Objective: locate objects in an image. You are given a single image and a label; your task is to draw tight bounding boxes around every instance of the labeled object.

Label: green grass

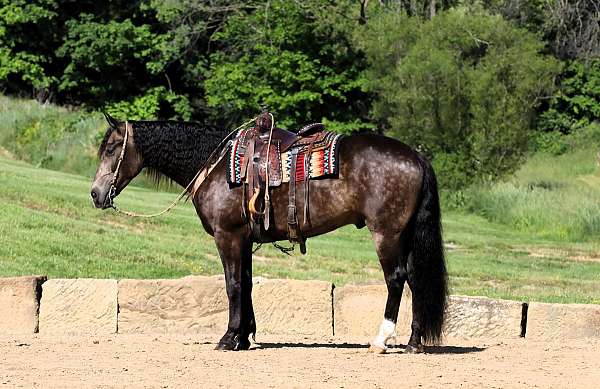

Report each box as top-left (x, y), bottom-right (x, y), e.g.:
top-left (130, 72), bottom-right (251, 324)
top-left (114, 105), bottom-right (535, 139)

top-left (465, 125), bottom-right (600, 241)
top-left (0, 95), bottom-right (180, 192)
top-left (1, 155), bottom-right (599, 304)
top-left (0, 95), bottom-right (103, 178)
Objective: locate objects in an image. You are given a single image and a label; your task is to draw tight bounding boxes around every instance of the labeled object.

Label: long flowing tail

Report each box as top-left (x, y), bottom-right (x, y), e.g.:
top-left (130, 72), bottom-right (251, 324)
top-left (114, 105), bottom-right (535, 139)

top-left (410, 154), bottom-right (448, 344)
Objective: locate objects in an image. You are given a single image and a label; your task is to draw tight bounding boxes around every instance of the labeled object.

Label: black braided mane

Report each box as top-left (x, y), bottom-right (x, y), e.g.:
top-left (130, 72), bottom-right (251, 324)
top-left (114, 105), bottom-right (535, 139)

top-left (99, 121), bottom-right (230, 186)
top-left (136, 121), bottom-right (230, 185)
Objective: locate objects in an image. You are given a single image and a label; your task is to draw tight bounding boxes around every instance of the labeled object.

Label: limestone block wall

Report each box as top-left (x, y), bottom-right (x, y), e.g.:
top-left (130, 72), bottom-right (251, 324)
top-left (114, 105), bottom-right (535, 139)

top-left (1, 275), bottom-right (599, 341)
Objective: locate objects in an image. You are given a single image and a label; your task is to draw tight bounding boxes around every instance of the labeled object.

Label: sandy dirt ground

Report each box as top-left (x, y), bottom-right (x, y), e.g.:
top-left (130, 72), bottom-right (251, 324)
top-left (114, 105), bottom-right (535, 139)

top-left (1, 334), bottom-right (599, 388)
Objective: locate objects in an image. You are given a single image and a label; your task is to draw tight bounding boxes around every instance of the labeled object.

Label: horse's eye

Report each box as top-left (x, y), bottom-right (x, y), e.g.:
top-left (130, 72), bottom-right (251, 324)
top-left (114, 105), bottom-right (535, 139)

top-left (106, 146), bottom-right (116, 156)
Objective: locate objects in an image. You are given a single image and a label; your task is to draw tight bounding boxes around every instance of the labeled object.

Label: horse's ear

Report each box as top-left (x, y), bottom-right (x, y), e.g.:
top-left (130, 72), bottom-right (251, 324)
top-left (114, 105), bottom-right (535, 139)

top-left (103, 112), bottom-right (121, 130)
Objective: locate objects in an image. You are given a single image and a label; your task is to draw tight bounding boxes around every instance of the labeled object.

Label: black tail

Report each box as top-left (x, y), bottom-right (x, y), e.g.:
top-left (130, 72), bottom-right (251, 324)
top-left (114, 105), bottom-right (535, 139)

top-left (409, 154), bottom-right (448, 344)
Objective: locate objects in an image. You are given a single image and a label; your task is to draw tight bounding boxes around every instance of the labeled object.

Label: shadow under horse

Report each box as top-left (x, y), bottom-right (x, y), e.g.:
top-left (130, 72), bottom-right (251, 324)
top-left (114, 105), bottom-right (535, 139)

top-left (90, 114), bottom-right (448, 354)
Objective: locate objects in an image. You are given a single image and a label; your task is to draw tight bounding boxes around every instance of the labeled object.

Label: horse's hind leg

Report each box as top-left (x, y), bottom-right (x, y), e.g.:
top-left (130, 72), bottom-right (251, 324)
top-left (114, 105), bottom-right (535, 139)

top-left (368, 230), bottom-right (409, 354)
top-left (405, 266), bottom-right (424, 354)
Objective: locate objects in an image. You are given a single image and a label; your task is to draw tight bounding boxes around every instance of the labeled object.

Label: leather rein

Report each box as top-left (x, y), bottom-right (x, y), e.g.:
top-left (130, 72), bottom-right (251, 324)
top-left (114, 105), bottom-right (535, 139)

top-left (106, 118), bottom-right (256, 218)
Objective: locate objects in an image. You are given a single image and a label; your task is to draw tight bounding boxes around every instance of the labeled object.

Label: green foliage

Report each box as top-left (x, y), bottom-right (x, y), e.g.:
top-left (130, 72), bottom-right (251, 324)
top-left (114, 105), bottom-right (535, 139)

top-left (0, 95), bottom-right (187, 192)
top-left (533, 131), bottom-right (568, 155)
top-left (204, 0), bottom-right (370, 132)
top-left (0, 1), bottom-right (207, 119)
top-left (538, 59), bottom-right (600, 134)
top-left (0, 0), bottom-right (371, 126)
top-left (0, 95), bottom-right (103, 175)
top-left (106, 87), bottom-right (192, 121)
top-left (0, 0), bottom-right (58, 92)
top-left (56, 15), bottom-right (181, 115)
top-left (357, 8), bottom-right (561, 189)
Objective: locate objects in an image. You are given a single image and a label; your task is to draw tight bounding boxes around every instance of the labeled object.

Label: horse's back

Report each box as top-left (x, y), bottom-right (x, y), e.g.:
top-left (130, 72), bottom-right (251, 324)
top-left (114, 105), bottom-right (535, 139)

top-left (195, 132), bottom-right (426, 239)
top-left (339, 133), bottom-right (424, 199)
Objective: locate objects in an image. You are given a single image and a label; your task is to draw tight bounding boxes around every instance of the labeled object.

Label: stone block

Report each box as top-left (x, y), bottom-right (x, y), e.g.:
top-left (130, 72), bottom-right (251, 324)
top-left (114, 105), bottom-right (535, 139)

top-left (444, 296), bottom-right (524, 339)
top-left (334, 286), bottom-right (524, 340)
top-left (252, 277), bottom-right (333, 336)
top-left (0, 276), bottom-right (46, 334)
top-left (39, 279), bottom-right (117, 334)
top-left (333, 284), bottom-right (412, 337)
top-left (117, 276), bottom-right (228, 334)
top-left (118, 276), bottom-right (334, 336)
top-left (526, 302), bottom-right (600, 340)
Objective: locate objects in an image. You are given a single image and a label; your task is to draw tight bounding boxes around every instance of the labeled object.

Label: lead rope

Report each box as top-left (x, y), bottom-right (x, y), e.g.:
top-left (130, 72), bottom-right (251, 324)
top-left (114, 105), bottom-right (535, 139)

top-left (109, 117), bottom-right (258, 218)
top-left (109, 115), bottom-right (297, 256)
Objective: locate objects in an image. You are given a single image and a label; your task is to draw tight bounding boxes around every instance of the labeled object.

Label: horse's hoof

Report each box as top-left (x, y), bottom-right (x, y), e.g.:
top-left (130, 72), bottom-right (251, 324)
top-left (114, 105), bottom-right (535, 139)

top-left (215, 335), bottom-right (251, 351)
top-left (237, 338), bottom-right (251, 350)
top-left (215, 342), bottom-right (233, 351)
top-left (367, 345), bottom-right (387, 354)
top-left (404, 344), bottom-right (424, 354)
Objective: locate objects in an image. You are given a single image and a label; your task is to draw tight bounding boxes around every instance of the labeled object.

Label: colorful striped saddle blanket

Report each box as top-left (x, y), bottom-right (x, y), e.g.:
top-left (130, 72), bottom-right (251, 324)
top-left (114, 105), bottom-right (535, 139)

top-left (226, 128), bottom-right (343, 186)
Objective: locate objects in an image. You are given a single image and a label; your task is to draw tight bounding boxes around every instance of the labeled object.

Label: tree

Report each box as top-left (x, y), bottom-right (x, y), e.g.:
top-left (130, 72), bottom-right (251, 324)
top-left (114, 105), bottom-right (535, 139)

top-left (0, 0), bottom-right (59, 102)
top-left (356, 8), bottom-right (561, 189)
top-left (203, 0), bottom-right (371, 132)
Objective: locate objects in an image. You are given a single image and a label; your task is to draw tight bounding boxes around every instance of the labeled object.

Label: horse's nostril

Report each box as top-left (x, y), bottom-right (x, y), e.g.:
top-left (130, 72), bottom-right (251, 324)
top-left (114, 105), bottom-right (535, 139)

top-left (91, 190), bottom-right (98, 199)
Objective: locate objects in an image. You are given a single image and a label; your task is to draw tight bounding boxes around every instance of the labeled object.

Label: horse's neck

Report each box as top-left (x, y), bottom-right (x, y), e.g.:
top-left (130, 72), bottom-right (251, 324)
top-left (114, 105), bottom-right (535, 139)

top-left (135, 122), bottom-right (221, 188)
top-left (152, 163), bottom-right (195, 188)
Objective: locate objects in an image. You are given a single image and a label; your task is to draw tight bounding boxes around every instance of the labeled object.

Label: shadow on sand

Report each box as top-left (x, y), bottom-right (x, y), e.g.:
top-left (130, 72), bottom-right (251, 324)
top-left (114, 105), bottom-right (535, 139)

top-left (255, 342), bottom-right (486, 354)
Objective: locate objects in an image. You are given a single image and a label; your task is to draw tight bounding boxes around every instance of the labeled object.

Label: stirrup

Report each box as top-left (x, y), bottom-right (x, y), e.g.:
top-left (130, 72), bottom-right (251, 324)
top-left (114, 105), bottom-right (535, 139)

top-left (248, 188), bottom-right (263, 215)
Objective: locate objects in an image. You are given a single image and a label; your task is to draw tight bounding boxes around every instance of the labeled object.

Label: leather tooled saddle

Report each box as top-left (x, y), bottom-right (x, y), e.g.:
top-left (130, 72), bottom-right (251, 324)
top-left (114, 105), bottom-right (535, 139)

top-left (227, 110), bottom-right (343, 254)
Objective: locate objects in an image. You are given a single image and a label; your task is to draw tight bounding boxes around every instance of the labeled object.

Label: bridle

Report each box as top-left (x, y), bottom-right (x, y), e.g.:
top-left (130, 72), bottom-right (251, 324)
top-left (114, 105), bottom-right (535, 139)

top-left (106, 121), bottom-right (130, 209)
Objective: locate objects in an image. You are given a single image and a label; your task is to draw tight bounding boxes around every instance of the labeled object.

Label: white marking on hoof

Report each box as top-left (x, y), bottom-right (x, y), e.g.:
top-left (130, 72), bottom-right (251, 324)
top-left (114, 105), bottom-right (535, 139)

top-left (369, 319), bottom-right (396, 353)
top-left (367, 344), bottom-right (387, 354)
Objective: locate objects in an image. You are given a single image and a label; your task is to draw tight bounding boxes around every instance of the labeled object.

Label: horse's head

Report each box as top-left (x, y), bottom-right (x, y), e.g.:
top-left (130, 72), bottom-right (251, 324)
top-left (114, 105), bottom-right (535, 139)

top-left (91, 113), bottom-right (143, 209)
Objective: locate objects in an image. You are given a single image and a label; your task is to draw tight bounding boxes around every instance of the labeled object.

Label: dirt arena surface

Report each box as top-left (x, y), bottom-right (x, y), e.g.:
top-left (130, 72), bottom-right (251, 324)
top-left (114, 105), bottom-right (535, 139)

top-left (1, 334), bottom-right (598, 388)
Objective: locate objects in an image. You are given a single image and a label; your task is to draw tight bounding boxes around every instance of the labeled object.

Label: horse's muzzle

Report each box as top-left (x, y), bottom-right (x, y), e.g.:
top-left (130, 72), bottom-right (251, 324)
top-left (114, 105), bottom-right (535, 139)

top-left (90, 187), bottom-right (111, 209)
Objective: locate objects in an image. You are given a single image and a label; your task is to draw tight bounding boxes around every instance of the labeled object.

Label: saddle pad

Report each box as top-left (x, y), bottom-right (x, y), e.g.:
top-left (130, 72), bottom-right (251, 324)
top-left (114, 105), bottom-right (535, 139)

top-left (281, 133), bottom-right (343, 183)
top-left (227, 130), bottom-right (343, 185)
top-left (227, 129), bottom-right (248, 185)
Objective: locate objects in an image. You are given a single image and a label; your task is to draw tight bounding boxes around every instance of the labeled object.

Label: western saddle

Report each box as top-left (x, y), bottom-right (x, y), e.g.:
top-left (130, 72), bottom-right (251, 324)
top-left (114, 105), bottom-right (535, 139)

top-left (236, 110), bottom-right (333, 254)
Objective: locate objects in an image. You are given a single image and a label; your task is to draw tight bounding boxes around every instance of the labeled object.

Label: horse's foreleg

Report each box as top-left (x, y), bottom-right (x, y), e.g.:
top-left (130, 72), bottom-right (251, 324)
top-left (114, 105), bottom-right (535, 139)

top-left (242, 244), bottom-right (256, 340)
top-left (368, 231), bottom-right (408, 354)
top-left (214, 230), bottom-right (252, 351)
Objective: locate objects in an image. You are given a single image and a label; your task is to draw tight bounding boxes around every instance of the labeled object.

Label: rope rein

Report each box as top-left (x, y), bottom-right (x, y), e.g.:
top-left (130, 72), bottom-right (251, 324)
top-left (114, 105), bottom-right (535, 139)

top-left (108, 117), bottom-right (257, 218)
top-left (261, 113), bottom-right (276, 229)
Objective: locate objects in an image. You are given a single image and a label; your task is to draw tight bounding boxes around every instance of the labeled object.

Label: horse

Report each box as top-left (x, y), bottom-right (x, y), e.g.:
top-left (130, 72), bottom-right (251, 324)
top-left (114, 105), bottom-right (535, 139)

top-left (91, 113), bottom-right (448, 353)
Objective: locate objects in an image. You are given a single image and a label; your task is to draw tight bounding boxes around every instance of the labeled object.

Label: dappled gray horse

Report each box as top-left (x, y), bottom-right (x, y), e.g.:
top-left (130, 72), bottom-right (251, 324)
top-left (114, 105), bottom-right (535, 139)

top-left (91, 114), bottom-right (447, 353)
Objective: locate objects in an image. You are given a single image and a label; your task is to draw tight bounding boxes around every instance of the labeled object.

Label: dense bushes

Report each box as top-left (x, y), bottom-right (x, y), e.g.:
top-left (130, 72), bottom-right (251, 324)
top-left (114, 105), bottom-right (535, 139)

top-left (356, 8), bottom-right (561, 189)
top-left (538, 60), bottom-right (600, 134)
top-left (203, 1), bottom-right (370, 132)
top-left (0, 0), bottom-right (370, 130)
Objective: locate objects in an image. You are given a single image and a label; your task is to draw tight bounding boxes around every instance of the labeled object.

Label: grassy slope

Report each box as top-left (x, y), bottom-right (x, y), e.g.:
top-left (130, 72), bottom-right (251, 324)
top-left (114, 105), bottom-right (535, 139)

top-left (1, 156), bottom-right (599, 303)
top-left (468, 146), bottom-right (600, 241)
